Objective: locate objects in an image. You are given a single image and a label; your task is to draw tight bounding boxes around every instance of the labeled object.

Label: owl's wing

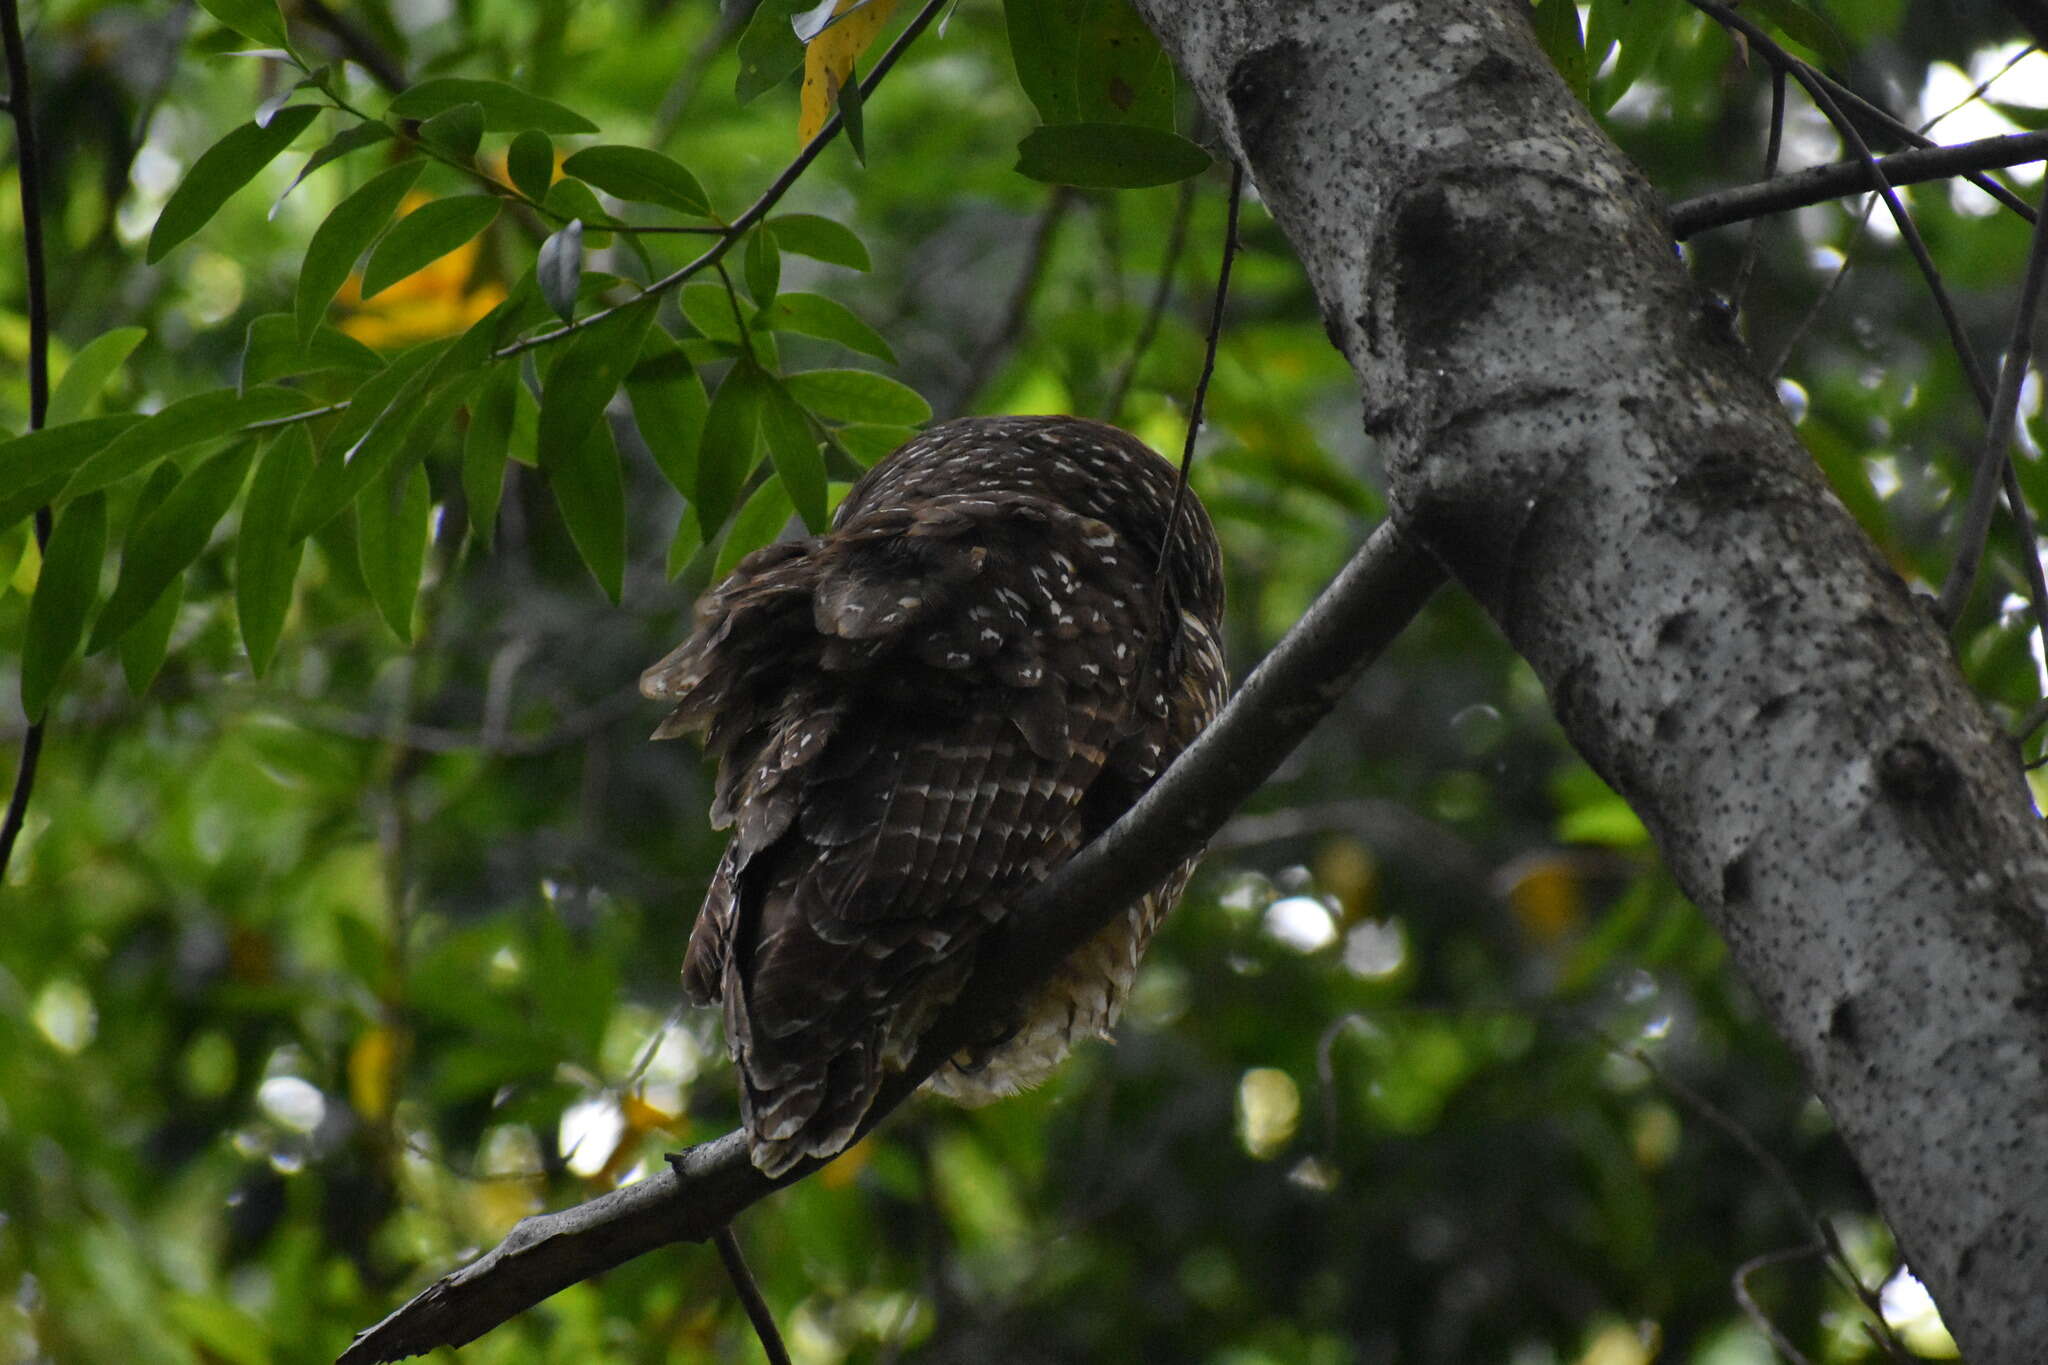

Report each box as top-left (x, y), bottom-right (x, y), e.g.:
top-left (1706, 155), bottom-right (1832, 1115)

top-left (641, 492), bottom-right (1149, 1174)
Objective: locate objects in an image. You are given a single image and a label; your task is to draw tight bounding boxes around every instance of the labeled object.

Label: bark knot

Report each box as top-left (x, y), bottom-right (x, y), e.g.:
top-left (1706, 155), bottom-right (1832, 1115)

top-left (1226, 38), bottom-right (1309, 164)
top-left (1877, 737), bottom-right (1959, 806)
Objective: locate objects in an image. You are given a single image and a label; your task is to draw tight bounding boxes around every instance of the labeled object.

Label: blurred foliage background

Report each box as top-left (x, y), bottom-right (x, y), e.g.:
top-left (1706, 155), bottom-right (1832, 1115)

top-left (2, 0), bottom-right (2045, 1361)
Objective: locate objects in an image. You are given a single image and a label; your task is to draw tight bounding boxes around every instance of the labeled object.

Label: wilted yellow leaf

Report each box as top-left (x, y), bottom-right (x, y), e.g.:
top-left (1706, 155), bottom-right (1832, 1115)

top-left (799, 0), bottom-right (900, 145)
top-left (1505, 853), bottom-right (1584, 943)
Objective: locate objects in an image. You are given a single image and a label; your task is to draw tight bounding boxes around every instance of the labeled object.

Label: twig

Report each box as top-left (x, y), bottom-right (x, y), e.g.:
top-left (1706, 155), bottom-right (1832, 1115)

top-left (1730, 66), bottom-right (1785, 314)
top-left (1732, 1244), bottom-right (1825, 1365)
top-left (712, 1226), bottom-right (792, 1365)
top-left (0, 0), bottom-right (52, 885)
top-left (249, 0), bottom-right (951, 446)
top-left (1149, 160), bottom-right (1244, 639)
top-left (1937, 172), bottom-right (2048, 624)
top-left (1668, 128), bottom-right (2048, 240)
top-left (337, 521), bottom-right (1446, 1363)
top-left (938, 184), bottom-right (1075, 418)
top-left (1616, 1041), bottom-right (1913, 1364)
top-left (1101, 176), bottom-right (1198, 424)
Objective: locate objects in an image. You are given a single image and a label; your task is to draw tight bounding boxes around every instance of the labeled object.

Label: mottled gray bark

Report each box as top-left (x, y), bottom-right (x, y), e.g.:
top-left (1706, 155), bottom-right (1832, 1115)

top-left (1128, 0), bottom-right (2048, 1357)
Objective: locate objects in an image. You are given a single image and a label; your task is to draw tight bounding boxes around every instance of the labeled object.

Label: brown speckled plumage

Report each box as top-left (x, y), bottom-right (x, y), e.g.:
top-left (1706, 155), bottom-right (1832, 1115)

top-left (641, 416), bottom-right (1227, 1176)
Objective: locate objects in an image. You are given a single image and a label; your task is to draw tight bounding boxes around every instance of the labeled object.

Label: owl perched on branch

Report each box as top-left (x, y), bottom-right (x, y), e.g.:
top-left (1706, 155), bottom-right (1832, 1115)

top-left (641, 415), bottom-right (1227, 1176)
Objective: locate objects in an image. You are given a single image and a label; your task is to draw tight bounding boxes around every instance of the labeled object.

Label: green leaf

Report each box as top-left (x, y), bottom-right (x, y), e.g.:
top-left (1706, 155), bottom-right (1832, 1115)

top-left (236, 426), bottom-right (311, 675)
top-left (1004, 0), bottom-right (1085, 124)
top-left (1072, 0), bottom-right (1174, 128)
top-left (697, 364), bottom-right (764, 537)
top-left (834, 422), bottom-right (914, 467)
top-left (48, 328), bottom-right (146, 427)
top-left (508, 129), bottom-right (556, 202)
top-left (241, 313), bottom-right (381, 387)
top-left (539, 301), bottom-right (659, 471)
top-left (559, 145), bottom-right (710, 217)
top-left (681, 283), bottom-right (744, 345)
top-left (356, 459), bottom-right (431, 641)
top-left (148, 104), bottom-right (321, 262)
top-left (0, 416), bottom-right (139, 511)
top-left (196, 0), bottom-right (291, 53)
top-left (546, 419), bottom-right (628, 603)
top-left (63, 386), bottom-right (310, 502)
top-left (760, 379), bottom-right (826, 532)
top-left (539, 303), bottom-right (658, 601)
top-left (1014, 123), bottom-right (1211, 188)
top-left (666, 506), bottom-right (704, 580)
top-left (625, 334), bottom-right (709, 499)
top-left (1531, 0), bottom-right (1590, 106)
top-left (296, 159), bottom-right (425, 340)
top-left (90, 442), bottom-right (256, 654)
top-left (20, 492), bottom-right (106, 722)
top-left (538, 221), bottom-right (585, 322)
top-left (1741, 0), bottom-right (1852, 67)
top-left (119, 569), bottom-right (182, 697)
top-left (273, 120), bottom-right (394, 211)
top-left (292, 341), bottom-right (451, 537)
top-left (783, 369), bottom-right (930, 425)
top-left (387, 77), bottom-right (598, 133)
top-left (753, 292), bottom-right (894, 363)
top-left (359, 196), bottom-right (501, 299)
top-left (1588, 0), bottom-right (1683, 114)
top-left (418, 101), bottom-right (484, 160)
top-left (744, 224), bottom-right (782, 306)
top-left (736, 0), bottom-right (808, 104)
top-left (715, 476), bottom-right (795, 579)
top-left (541, 179), bottom-right (622, 242)
top-left (767, 213), bottom-right (870, 270)
top-left (463, 365), bottom-right (517, 550)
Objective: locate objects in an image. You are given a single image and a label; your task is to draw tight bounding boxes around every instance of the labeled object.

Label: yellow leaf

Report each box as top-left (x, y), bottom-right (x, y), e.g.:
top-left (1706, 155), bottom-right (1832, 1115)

top-left (799, 0), bottom-right (899, 145)
top-left (348, 1025), bottom-right (403, 1122)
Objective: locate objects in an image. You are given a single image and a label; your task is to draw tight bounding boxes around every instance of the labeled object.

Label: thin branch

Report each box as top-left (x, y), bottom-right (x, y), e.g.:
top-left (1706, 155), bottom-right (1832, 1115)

top-left (336, 521), bottom-right (1446, 1363)
top-left (1150, 160), bottom-right (1244, 633)
top-left (0, 0), bottom-right (52, 885)
top-left (937, 184), bottom-right (1075, 419)
top-left (248, 0), bottom-right (951, 446)
top-left (1693, 1), bottom-right (2048, 680)
top-left (1618, 1043), bottom-right (1912, 1364)
top-left (1101, 175), bottom-right (1198, 424)
top-left (1729, 66), bottom-right (1786, 313)
top-left (1732, 1244), bottom-right (1825, 1365)
top-left (712, 1227), bottom-right (792, 1365)
top-left (1938, 173), bottom-right (2048, 623)
top-left (1668, 127), bottom-right (2048, 240)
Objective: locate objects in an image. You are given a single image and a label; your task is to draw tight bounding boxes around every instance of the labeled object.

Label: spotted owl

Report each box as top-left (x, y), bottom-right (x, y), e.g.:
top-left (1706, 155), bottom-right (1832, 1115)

top-left (640, 415), bottom-right (1227, 1177)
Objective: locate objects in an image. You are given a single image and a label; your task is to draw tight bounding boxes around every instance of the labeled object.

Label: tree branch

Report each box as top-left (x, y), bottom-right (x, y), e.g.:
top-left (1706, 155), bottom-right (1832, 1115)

top-left (1667, 128), bottom-right (2048, 240)
top-left (0, 0), bottom-right (53, 884)
top-left (336, 519), bottom-right (1445, 1363)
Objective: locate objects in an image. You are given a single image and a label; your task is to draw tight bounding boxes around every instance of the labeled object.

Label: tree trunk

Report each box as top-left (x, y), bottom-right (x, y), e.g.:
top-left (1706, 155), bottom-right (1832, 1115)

top-left (1130, 1), bottom-right (2048, 1357)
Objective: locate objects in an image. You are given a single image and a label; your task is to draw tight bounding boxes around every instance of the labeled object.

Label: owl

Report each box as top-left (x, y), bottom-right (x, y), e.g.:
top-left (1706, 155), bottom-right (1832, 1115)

top-left (641, 415), bottom-right (1227, 1176)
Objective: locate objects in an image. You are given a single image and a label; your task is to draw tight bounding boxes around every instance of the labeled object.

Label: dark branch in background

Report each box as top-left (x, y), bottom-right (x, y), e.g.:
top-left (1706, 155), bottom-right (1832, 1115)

top-left (1667, 128), bottom-right (2048, 239)
top-left (712, 1228), bottom-right (791, 1365)
top-left (1732, 1245), bottom-right (1825, 1365)
top-left (0, 0), bottom-right (52, 884)
top-left (337, 520), bottom-right (1446, 1364)
top-left (1693, 1), bottom-right (2048, 709)
top-left (1100, 175), bottom-right (1197, 425)
top-left (295, 0), bottom-right (408, 92)
top-left (1729, 66), bottom-right (1785, 313)
top-left (1939, 175), bottom-right (2048, 623)
top-left (936, 184), bottom-right (1075, 419)
top-left (651, 2), bottom-right (752, 147)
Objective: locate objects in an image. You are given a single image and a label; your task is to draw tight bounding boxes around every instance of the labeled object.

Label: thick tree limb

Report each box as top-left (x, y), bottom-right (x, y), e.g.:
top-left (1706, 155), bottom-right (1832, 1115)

top-left (337, 522), bottom-right (1445, 1363)
top-left (1126, 2), bottom-right (2048, 1360)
